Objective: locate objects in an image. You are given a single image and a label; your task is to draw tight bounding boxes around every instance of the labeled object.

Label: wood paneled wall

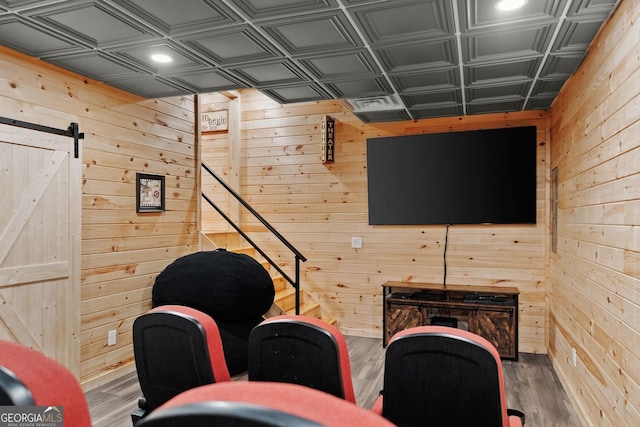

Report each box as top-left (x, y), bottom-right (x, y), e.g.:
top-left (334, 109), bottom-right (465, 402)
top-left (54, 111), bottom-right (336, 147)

top-left (200, 92), bottom-right (235, 231)
top-left (201, 89), bottom-right (550, 355)
top-left (549, 0), bottom-right (640, 425)
top-left (0, 47), bottom-right (198, 387)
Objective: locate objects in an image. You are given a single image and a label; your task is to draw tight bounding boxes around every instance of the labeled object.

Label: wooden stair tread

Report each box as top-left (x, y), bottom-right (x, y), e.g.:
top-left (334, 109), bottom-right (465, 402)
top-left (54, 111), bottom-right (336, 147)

top-left (274, 287), bottom-right (295, 299)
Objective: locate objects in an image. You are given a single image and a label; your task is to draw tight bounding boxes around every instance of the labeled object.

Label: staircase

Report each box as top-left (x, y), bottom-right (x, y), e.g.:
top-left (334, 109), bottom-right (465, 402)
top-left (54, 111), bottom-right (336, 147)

top-left (201, 231), bottom-right (335, 325)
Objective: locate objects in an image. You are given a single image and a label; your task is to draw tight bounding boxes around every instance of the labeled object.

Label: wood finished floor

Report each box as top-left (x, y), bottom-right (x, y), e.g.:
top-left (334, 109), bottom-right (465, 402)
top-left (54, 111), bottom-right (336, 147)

top-left (86, 336), bottom-right (582, 427)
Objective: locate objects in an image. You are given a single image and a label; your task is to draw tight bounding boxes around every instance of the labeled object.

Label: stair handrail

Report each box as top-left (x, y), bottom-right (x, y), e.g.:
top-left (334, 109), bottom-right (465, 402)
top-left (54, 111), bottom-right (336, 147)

top-left (201, 162), bottom-right (306, 315)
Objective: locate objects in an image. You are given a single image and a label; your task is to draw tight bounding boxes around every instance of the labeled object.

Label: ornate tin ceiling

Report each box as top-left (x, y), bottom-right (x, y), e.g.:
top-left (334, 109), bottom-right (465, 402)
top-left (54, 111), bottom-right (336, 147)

top-left (0, 0), bottom-right (620, 122)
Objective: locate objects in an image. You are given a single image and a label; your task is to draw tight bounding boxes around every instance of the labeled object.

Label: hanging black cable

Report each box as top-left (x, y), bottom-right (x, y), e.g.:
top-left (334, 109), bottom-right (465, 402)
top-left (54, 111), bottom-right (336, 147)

top-left (443, 224), bottom-right (450, 288)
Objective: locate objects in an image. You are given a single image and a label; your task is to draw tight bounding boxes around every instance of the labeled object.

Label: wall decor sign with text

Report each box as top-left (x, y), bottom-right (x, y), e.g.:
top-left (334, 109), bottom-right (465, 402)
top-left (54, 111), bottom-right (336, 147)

top-left (321, 115), bottom-right (335, 163)
top-left (201, 110), bottom-right (228, 132)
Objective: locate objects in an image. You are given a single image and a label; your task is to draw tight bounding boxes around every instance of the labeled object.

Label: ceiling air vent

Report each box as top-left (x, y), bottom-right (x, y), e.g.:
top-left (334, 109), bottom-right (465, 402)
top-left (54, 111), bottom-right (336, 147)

top-left (344, 94), bottom-right (404, 113)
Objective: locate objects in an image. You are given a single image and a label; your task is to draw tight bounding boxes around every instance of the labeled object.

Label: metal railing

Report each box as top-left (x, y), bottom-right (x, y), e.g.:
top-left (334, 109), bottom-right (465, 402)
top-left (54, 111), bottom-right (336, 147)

top-left (201, 162), bottom-right (307, 315)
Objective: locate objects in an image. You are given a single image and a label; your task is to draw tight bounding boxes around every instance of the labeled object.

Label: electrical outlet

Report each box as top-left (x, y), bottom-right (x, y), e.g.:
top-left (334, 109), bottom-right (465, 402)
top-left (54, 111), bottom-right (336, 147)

top-left (571, 347), bottom-right (577, 367)
top-left (351, 237), bottom-right (363, 249)
top-left (108, 330), bottom-right (117, 346)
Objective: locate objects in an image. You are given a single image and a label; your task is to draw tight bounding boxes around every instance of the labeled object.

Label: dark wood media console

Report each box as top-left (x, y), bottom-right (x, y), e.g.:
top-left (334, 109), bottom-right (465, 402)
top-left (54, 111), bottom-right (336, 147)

top-left (383, 281), bottom-right (519, 360)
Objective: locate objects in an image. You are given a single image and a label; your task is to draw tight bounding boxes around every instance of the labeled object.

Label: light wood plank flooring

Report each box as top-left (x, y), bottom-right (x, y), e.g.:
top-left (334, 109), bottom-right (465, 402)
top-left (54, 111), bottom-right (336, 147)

top-left (86, 336), bottom-right (581, 427)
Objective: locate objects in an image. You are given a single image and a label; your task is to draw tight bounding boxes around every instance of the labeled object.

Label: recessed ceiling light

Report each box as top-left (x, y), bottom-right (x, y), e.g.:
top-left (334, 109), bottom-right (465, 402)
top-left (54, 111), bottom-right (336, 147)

top-left (496, 0), bottom-right (527, 11)
top-left (150, 53), bottom-right (172, 64)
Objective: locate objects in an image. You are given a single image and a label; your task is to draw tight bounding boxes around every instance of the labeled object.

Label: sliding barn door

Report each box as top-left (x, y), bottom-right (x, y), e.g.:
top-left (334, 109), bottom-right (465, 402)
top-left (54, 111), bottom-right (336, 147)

top-left (0, 124), bottom-right (81, 376)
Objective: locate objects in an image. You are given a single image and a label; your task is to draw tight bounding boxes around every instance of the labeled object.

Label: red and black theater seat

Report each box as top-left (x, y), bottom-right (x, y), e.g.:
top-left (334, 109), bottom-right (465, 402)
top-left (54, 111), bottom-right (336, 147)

top-left (0, 340), bottom-right (91, 427)
top-left (135, 381), bottom-right (395, 427)
top-left (248, 314), bottom-right (356, 403)
top-left (132, 304), bottom-right (230, 423)
top-left (372, 325), bottom-right (524, 427)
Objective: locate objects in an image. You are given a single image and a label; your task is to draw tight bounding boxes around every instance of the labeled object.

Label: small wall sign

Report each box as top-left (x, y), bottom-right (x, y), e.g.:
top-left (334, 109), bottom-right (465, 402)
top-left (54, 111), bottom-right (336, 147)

top-left (201, 110), bottom-right (228, 132)
top-left (321, 115), bottom-right (335, 163)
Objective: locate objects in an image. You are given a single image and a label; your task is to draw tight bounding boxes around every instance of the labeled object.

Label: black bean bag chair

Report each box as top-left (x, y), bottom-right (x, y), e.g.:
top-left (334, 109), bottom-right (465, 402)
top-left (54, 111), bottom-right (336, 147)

top-left (152, 249), bottom-right (275, 375)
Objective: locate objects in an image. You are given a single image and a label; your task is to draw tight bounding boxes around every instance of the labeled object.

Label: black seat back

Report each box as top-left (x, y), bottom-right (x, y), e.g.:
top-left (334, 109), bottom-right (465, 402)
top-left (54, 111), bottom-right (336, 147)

top-left (133, 308), bottom-right (219, 411)
top-left (136, 401), bottom-right (325, 427)
top-left (248, 316), bottom-right (354, 402)
top-left (382, 328), bottom-right (504, 427)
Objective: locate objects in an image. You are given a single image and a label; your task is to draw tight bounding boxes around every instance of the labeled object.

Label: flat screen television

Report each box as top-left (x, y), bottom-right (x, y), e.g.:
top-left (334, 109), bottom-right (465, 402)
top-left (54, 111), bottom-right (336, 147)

top-left (366, 126), bottom-right (537, 225)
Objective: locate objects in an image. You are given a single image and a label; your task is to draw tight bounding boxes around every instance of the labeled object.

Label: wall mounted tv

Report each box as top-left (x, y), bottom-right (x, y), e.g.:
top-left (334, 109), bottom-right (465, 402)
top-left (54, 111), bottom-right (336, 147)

top-left (366, 126), bottom-right (537, 225)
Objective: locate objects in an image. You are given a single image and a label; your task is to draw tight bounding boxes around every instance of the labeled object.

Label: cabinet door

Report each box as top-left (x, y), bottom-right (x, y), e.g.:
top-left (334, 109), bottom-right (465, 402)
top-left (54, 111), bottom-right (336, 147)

top-left (470, 309), bottom-right (515, 359)
top-left (386, 303), bottom-right (422, 343)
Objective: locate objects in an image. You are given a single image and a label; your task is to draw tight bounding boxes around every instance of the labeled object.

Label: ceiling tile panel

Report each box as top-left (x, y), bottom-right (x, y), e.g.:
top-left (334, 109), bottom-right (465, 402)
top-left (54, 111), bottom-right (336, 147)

top-left (340, 0), bottom-right (379, 5)
top-left (228, 59), bottom-right (310, 87)
top-left (530, 78), bottom-right (566, 98)
top-left (324, 76), bottom-right (391, 98)
top-left (466, 81), bottom-right (530, 103)
top-left (539, 53), bottom-right (586, 78)
top-left (24, 0), bottom-right (159, 48)
top-left (465, 58), bottom-right (540, 86)
top-left (568, 0), bottom-right (619, 17)
top-left (552, 16), bottom-right (610, 53)
top-left (260, 83), bottom-right (332, 103)
top-left (0, 0), bottom-right (621, 122)
top-left (105, 74), bottom-right (192, 98)
top-left (0, 15), bottom-right (83, 56)
top-left (0, 0), bottom-right (46, 8)
top-left (402, 89), bottom-right (462, 108)
top-left (463, 23), bottom-right (554, 64)
top-left (390, 68), bottom-right (460, 94)
top-left (167, 68), bottom-right (248, 93)
top-left (177, 26), bottom-right (283, 67)
top-left (458, 0), bottom-right (567, 31)
top-left (44, 51), bottom-right (144, 81)
top-left (110, 0), bottom-right (242, 35)
top-left (258, 10), bottom-right (362, 56)
top-left (227, 0), bottom-right (337, 20)
top-left (107, 40), bottom-right (209, 74)
top-left (467, 99), bottom-right (525, 115)
top-left (526, 96), bottom-right (555, 110)
top-left (349, 0), bottom-right (453, 46)
top-left (297, 49), bottom-right (380, 81)
top-left (376, 38), bottom-right (457, 74)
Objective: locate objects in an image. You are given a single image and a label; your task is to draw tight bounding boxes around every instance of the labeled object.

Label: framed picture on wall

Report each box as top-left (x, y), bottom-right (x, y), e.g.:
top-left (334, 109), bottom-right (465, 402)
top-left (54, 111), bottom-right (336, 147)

top-left (136, 173), bottom-right (165, 213)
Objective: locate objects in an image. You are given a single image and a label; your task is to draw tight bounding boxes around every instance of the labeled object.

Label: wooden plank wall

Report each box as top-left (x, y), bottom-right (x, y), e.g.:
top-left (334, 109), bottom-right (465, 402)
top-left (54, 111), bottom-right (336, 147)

top-left (204, 88), bottom-right (550, 355)
top-left (0, 47), bottom-right (199, 388)
top-left (200, 93), bottom-right (233, 232)
top-left (549, 0), bottom-right (640, 425)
